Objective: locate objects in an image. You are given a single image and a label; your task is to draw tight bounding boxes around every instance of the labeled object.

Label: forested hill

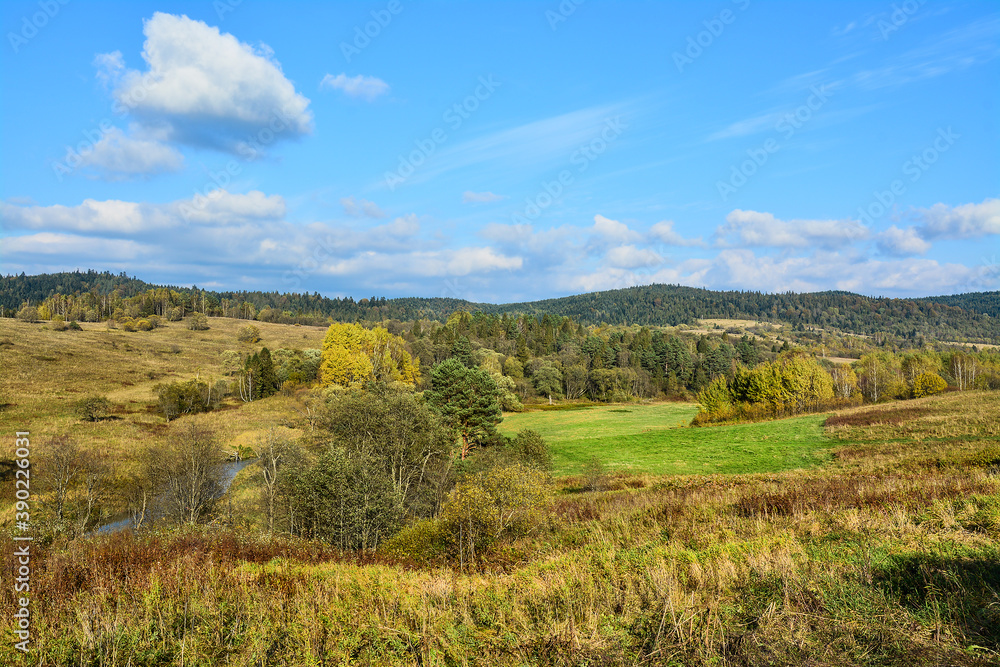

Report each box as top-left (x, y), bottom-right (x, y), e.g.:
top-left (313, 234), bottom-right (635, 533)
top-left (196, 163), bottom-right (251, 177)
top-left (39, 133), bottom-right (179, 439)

top-left (480, 286), bottom-right (1000, 341)
top-left (915, 291), bottom-right (1000, 318)
top-left (2, 270), bottom-right (999, 342)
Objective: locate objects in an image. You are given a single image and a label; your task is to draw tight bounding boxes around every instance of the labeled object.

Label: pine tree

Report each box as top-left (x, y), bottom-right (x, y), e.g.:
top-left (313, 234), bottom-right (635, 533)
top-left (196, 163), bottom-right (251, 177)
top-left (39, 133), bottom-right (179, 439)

top-left (426, 358), bottom-right (502, 459)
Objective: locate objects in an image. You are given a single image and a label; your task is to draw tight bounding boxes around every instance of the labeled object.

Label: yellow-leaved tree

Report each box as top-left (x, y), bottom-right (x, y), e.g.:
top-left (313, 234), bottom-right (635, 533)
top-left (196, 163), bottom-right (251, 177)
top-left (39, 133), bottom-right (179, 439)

top-left (320, 323), bottom-right (420, 389)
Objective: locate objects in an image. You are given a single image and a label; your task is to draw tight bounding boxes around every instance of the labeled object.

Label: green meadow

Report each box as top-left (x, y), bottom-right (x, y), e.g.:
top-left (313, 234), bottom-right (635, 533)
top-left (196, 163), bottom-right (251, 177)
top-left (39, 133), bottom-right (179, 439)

top-left (500, 403), bottom-right (833, 476)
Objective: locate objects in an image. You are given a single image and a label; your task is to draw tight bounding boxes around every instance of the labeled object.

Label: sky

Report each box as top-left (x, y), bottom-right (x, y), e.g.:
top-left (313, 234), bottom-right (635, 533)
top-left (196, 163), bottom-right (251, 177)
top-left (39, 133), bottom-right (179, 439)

top-left (0, 0), bottom-right (998, 303)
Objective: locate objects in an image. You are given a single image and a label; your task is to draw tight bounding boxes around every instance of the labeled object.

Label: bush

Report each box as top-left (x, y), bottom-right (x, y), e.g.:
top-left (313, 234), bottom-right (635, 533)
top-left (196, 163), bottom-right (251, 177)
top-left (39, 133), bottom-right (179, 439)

top-left (154, 379), bottom-right (220, 420)
top-left (289, 448), bottom-right (405, 550)
top-left (379, 519), bottom-right (447, 563)
top-left (67, 320), bottom-right (82, 330)
top-left (582, 456), bottom-right (609, 492)
top-left (167, 307), bottom-right (183, 322)
top-left (76, 396), bottom-right (110, 421)
top-left (136, 319), bottom-right (153, 331)
top-left (51, 315), bottom-right (68, 331)
top-left (120, 318), bottom-right (137, 332)
top-left (974, 371), bottom-right (1000, 391)
top-left (16, 305), bottom-right (38, 322)
top-left (187, 313), bottom-right (209, 331)
top-left (440, 464), bottom-right (551, 563)
top-left (237, 325), bottom-right (261, 344)
top-left (509, 429), bottom-right (552, 471)
top-left (694, 376), bottom-right (734, 424)
top-left (912, 372), bottom-right (947, 398)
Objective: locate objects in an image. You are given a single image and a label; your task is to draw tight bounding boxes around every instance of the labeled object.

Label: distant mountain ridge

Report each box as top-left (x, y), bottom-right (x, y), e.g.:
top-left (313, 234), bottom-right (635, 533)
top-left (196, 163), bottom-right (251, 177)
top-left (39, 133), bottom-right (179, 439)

top-left (2, 270), bottom-right (998, 343)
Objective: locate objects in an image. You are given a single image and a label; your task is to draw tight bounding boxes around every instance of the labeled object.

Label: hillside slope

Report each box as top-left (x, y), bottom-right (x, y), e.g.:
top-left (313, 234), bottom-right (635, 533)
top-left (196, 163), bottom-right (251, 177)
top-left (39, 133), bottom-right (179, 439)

top-left (3, 270), bottom-right (999, 342)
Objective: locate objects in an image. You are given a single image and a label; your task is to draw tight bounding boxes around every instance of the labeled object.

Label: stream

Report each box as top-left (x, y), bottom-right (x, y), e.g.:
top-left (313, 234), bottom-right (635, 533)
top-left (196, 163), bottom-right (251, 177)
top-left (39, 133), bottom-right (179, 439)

top-left (95, 458), bottom-right (257, 534)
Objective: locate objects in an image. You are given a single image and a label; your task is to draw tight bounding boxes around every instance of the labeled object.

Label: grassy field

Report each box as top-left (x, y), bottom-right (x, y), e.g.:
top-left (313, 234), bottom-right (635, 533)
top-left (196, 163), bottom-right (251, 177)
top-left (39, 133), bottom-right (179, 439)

top-left (2, 318), bottom-right (1000, 665)
top-left (501, 403), bottom-right (832, 476)
top-left (0, 317), bottom-right (326, 521)
top-left (2, 390), bottom-right (998, 666)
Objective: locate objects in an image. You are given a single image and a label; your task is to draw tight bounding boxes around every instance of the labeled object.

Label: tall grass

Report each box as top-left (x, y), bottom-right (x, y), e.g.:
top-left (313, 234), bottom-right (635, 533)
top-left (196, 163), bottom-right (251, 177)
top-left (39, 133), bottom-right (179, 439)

top-left (3, 392), bottom-right (999, 665)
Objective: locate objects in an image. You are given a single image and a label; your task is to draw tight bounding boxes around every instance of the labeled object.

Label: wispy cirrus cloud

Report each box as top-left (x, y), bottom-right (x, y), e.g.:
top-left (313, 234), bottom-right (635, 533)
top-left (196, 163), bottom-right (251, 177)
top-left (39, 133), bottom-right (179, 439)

top-left (394, 101), bottom-right (635, 187)
top-left (462, 190), bottom-right (507, 204)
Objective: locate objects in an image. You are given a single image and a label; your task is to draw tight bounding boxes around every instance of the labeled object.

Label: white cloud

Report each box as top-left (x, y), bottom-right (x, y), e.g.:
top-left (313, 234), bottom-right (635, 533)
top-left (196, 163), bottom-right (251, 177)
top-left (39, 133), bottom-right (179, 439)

top-left (606, 245), bottom-right (663, 269)
top-left (174, 190), bottom-right (286, 225)
top-left (462, 191), bottom-right (506, 204)
top-left (648, 220), bottom-right (704, 247)
top-left (0, 190), bottom-right (285, 233)
top-left (592, 214), bottom-right (641, 243)
top-left (717, 209), bottom-right (870, 249)
top-left (341, 196), bottom-right (386, 218)
top-left (1, 233), bottom-right (148, 260)
top-left (320, 73), bottom-right (389, 101)
top-left (914, 198), bottom-right (1000, 239)
top-left (105, 12), bottom-right (312, 151)
top-left (65, 126), bottom-right (184, 179)
top-left (322, 247), bottom-right (521, 278)
top-left (94, 51), bottom-right (125, 89)
top-left (876, 226), bottom-right (931, 256)
top-left (1, 199), bottom-right (146, 234)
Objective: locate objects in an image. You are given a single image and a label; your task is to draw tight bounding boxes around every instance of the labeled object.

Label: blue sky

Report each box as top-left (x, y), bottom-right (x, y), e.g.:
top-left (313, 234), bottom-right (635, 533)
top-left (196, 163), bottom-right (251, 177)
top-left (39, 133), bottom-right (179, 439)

top-left (1, 0), bottom-right (998, 302)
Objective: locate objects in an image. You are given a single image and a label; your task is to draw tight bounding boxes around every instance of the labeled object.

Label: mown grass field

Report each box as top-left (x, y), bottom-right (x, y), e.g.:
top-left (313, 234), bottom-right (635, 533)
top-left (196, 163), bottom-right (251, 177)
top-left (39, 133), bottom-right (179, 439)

top-left (501, 403), bottom-right (832, 476)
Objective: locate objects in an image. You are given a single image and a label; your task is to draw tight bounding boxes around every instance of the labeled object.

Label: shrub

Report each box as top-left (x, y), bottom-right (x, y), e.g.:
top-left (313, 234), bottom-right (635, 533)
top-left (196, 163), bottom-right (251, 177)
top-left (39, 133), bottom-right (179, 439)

top-left (16, 305), bottom-right (38, 322)
top-left (167, 307), bottom-right (183, 322)
top-left (67, 320), bottom-right (82, 330)
top-left (154, 379), bottom-right (221, 420)
top-left (694, 376), bottom-right (734, 424)
top-left (582, 456), bottom-right (609, 492)
top-left (440, 464), bottom-right (551, 564)
top-left (187, 313), bottom-right (209, 331)
top-left (51, 315), bottom-right (68, 331)
top-left (76, 396), bottom-right (110, 421)
top-left (237, 325), bottom-right (261, 344)
top-left (974, 370), bottom-right (1000, 391)
top-left (379, 519), bottom-right (447, 563)
top-left (120, 318), bottom-right (137, 332)
top-left (509, 429), bottom-right (552, 471)
top-left (136, 319), bottom-right (153, 331)
top-left (912, 372), bottom-right (947, 398)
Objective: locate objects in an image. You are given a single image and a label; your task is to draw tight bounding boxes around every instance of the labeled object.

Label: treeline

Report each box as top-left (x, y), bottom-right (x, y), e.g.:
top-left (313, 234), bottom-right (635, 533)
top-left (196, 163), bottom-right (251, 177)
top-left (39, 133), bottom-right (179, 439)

top-left (916, 290), bottom-right (1000, 318)
top-left (400, 310), bottom-right (776, 402)
top-left (695, 348), bottom-right (1000, 424)
top-left (0, 270), bottom-right (467, 324)
top-left (494, 286), bottom-right (1000, 343)
top-left (5, 271), bottom-right (1000, 342)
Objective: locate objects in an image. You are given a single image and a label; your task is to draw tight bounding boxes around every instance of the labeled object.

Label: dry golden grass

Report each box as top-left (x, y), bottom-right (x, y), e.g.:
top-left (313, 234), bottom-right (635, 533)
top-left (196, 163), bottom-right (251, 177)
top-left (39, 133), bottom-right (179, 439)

top-left (0, 317), bottom-right (327, 521)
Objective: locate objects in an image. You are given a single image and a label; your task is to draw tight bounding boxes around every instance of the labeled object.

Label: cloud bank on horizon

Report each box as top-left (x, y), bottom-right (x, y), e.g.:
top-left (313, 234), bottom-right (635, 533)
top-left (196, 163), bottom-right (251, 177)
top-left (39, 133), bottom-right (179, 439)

top-left (1, 3), bottom-right (998, 302)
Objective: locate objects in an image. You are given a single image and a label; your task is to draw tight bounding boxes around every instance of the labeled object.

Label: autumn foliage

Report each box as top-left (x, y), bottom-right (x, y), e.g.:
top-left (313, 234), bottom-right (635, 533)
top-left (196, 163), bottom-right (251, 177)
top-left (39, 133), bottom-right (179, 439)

top-left (319, 322), bottom-right (420, 389)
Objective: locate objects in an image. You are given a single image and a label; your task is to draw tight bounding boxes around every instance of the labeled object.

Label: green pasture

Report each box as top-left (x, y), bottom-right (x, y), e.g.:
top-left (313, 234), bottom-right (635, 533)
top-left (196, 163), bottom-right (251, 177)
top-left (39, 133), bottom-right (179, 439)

top-left (500, 402), bottom-right (833, 476)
